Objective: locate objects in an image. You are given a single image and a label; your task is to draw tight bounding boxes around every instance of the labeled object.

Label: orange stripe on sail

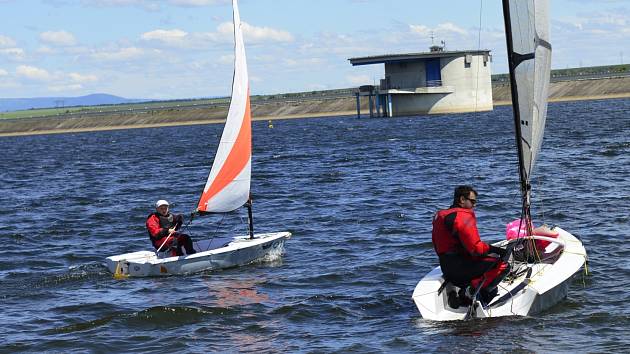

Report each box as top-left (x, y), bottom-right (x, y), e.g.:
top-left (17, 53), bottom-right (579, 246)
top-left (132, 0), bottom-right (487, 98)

top-left (197, 94), bottom-right (252, 211)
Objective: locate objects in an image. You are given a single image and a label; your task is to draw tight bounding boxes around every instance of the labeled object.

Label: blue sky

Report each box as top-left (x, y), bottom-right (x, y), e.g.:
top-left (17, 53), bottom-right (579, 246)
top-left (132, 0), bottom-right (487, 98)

top-left (0, 0), bottom-right (628, 99)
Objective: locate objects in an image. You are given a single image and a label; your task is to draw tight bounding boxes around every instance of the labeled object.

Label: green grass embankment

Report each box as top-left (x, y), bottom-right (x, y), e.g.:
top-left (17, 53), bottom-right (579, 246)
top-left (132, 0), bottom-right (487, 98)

top-left (1, 75), bottom-right (630, 137)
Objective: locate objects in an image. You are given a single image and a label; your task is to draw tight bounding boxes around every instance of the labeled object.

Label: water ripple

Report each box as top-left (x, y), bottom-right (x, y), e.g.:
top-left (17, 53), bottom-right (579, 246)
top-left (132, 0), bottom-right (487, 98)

top-left (0, 98), bottom-right (629, 351)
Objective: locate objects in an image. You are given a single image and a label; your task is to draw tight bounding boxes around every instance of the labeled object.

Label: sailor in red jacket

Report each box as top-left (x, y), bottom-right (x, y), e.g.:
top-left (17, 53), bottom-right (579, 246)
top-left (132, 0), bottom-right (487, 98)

top-left (146, 200), bottom-right (196, 256)
top-left (432, 186), bottom-right (509, 306)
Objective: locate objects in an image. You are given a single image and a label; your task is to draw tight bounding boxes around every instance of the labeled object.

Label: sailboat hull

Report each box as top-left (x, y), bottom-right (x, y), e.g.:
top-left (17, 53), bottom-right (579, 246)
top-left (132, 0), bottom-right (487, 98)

top-left (412, 227), bottom-right (587, 321)
top-left (106, 232), bottom-right (291, 277)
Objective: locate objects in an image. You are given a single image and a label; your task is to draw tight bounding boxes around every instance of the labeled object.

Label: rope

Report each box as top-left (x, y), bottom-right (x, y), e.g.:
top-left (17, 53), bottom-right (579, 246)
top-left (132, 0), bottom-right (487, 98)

top-left (198, 213), bottom-right (228, 252)
top-left (179, 211), bottom-right (195, 233)
top-left (536, 176), bottom-right (546, 225)
top-left (184, 207), bottom-right (252, 252)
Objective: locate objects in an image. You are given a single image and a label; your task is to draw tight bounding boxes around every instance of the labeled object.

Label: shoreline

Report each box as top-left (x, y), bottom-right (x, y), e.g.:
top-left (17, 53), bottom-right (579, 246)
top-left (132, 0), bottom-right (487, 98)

top-left (0, 110), bottom-right (360, 137)
top-left (1, 94), bottom-right (629, 138)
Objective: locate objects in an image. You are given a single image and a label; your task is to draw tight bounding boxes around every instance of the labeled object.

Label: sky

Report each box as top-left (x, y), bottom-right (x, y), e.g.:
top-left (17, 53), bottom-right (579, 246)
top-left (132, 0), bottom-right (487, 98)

top-left (0, 0), bottom-right (628, 100)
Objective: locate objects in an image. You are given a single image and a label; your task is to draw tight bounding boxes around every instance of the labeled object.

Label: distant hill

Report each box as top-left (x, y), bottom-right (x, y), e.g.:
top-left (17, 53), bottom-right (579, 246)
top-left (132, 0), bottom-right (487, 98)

top-left (0, 93), bottom-right (148, 112)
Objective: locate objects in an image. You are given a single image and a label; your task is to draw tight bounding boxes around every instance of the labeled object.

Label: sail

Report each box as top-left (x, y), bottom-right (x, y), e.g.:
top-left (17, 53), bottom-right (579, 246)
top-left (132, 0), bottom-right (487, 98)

top-left (197, 0), bottom-right (251, 213)
top-left (503, 0), bottom-right (552, 191)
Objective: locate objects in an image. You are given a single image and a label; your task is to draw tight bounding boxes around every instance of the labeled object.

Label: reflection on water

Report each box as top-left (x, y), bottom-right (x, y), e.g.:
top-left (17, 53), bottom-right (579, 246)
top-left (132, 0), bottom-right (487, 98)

top-left (205, 278), bottom-right (271, 308)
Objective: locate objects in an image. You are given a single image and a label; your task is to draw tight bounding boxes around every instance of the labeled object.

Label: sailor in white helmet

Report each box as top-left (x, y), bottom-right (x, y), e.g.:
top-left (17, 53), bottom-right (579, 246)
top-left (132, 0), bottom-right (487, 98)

top-left (146, 200), bottom-right (196, 256)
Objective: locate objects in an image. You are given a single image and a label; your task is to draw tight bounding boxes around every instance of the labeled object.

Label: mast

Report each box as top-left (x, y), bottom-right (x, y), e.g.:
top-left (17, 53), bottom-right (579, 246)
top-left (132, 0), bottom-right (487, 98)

top-left (246, 195), bottom-right (254, 239)
top-left (502, 0), bottom-right (532, 222)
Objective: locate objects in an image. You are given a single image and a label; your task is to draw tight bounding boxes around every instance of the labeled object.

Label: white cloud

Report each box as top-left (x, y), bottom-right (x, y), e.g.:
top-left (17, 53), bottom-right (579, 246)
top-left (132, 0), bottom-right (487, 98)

top-left (48, 84), bottom-right (83, 92)
top-left (436, 22), bottom-right (468, 36)
top-left (242, 22), bottom-right (294, 43)
top-left (215, 21), bottom-right (294, 43)
top-left (169, 0), bottom-right (228, 6)
top-left (16, 65), bottom-right (52, 81)
top-left (588, 29), bottom-right (609, 34)
top-left (218, 54), bottom-right (234, 64)
top-left (0, 48), bottom-right (26, 60)
top-left (40, 30), bottom-right (77, 46)
top-left (81, 0), bottom-right (160, 11)
top-left (75, 0), bottom-right (231, 10)
top-left (81, 0), bottom-right (228, 8)
top-left (69, 72), bottom-right (98, 83)
top-left (0, 34), bottom-right (16, 47)
top-left (295, 38), bottom-right (370, 59)
top-left (346, 74), bottom-right (370, 86)
top-left (410, 22), bottom-right (468, 37)
top-left (90, 47), bottom-right (145, 61)
top-left (0, 68), bottom-right (8, 76)
top-left (36, 46), bottom-right (56, 54)
top-left (279, 57), bottom-right (325, 69)
top-left (409, 24), bottom-right (431, 37)
top-left (144, 22), bottom-right (294, 48)
top-left (588, 11), bottom-right (628, 26)
top-left (556, 10), bottom-right (630, 35)
top-left (84, 0), bottom-right (145, 5)
top-left (141, 29), bottom-right (189, 46)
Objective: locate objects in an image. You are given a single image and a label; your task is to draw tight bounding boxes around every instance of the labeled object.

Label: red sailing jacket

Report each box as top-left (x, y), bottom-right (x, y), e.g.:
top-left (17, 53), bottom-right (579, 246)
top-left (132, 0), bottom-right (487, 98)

top-left (432, 207), bottom-right (491, 257)
top-left (146, 213), bottom-right (182, 246)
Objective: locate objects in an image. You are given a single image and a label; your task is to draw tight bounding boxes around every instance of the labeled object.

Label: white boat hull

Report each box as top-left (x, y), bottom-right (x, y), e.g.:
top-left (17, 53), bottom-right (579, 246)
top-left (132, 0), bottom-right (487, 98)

top-left (106, 232), bottom-right (291, 277)
top-left (412, 227), bottom-right (587, 321)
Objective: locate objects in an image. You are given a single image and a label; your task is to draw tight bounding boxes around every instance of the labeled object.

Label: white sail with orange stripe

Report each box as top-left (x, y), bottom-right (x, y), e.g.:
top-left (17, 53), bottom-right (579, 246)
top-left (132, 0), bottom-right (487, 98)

top-left (197, 0), bottom-right (251, 213)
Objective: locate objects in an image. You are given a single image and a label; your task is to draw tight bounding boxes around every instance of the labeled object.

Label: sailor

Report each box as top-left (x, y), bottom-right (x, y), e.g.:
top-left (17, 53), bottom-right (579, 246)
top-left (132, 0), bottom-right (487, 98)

top-left (432, 185), bottom-right (509, 307)
top-left (146, 200), bottom-right (196, 256)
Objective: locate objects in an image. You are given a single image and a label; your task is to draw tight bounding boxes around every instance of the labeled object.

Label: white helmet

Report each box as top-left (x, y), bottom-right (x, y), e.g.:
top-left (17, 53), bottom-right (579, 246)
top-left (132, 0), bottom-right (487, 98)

top-left (155, 199), bottom-right (169, 208)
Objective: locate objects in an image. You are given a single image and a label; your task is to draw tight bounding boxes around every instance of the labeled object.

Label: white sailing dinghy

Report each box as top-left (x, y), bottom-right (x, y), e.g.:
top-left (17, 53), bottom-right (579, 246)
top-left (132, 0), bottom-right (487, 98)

top-left (106, 0), bottom-right (290, 277)
top-left (412, 0), bottom-right (587, 320)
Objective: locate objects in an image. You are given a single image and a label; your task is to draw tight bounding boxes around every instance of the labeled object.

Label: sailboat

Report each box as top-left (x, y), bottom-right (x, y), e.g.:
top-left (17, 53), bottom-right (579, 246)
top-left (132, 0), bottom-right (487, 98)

top-left (412, 0), bottom-right (587, 320)
top-left (106, 0), bottom-right (291, 277)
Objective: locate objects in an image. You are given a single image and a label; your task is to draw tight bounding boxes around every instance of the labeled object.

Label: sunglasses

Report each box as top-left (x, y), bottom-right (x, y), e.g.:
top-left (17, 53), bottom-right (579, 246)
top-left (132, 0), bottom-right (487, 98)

top-left (466, 197), bottom-right (478, 206)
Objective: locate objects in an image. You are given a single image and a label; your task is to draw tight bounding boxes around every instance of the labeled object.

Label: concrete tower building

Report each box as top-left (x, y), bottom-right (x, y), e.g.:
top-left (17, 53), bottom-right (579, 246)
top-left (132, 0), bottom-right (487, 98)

top-left (349, 46), bottom-right (493, 117)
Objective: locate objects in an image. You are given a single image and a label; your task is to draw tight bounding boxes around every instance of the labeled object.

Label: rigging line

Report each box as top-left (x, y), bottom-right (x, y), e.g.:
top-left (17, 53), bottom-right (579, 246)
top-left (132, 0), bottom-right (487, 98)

top-left (238, 208), bottom-right (251, 235)
top-left (536, 176), bottom-right (546, 225)
top-left (200, 213), bottom-right (227, 252)
top-left (179, 212), bottom-right (195, 233)
top-left (511, 204), bottom-right (529, 254)
top-left (494, 283), bottom-right (518, 315)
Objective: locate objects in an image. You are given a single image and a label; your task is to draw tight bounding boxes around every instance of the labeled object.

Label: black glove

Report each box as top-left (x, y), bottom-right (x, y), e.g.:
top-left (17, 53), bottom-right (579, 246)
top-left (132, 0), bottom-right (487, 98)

top-left (174, 214), bottom-right (184, 230)
top-left (489, 245), bottom-right (507, 258)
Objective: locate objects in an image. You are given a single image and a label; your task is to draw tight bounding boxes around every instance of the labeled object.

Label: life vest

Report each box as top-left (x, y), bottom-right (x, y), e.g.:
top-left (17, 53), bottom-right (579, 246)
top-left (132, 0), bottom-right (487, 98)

top-left (432, 207), bottom-right (490, 257)
top-left (146, 212), bottom-right (175, 241)
top-left (157, 213), bottom-right (174, 228)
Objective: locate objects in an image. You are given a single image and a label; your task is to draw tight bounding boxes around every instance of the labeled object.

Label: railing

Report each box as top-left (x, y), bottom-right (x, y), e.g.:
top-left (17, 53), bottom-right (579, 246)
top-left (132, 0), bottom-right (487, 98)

top-left (426, 80), bottom-right (443, 87)
top-left (378, 79), bottom-right (444, 90)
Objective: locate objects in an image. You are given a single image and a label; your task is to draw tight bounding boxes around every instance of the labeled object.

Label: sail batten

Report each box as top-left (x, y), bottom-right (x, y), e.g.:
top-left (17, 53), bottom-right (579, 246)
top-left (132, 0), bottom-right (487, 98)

top-left (503, 0), bottom-right (552, 209)
top-left (197, 0), bottom-right (251, 213)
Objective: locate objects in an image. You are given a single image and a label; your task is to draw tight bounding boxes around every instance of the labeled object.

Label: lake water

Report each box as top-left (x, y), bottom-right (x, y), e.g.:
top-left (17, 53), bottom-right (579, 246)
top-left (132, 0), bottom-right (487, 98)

top-left (1, 98), bottom-right (628, 352)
